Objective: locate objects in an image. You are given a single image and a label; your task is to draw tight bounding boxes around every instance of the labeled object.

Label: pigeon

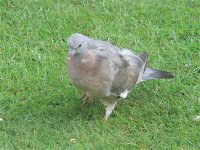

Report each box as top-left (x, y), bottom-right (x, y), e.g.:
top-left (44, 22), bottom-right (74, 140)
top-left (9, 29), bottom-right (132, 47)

top-left (67, 33), bottom-right (174, 120)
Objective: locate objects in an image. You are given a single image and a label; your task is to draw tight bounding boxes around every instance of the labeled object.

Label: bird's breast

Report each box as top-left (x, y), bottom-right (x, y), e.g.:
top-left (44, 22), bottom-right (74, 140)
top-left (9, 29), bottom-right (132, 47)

top-left (67, 55), bottom-right (114, 97)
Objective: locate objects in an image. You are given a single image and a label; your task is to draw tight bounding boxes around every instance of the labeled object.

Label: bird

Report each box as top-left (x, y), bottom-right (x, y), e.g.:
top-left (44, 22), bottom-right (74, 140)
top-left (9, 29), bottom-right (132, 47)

top-left (66, 33), bottom-right (174, 121)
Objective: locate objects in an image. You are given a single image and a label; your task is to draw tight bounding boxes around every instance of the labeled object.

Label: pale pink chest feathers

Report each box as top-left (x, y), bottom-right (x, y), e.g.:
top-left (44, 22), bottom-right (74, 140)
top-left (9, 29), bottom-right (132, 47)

top-left (67, 53), bottom-right (113, 97)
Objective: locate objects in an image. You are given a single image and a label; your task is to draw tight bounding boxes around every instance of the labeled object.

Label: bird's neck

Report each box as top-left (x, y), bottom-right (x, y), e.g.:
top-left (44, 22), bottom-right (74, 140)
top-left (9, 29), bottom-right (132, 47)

top-left (73, 50), bottom-right (95, 69)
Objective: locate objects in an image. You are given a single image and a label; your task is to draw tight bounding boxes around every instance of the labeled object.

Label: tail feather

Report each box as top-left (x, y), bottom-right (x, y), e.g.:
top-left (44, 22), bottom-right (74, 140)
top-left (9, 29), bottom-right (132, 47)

top-left (142, 68), bottom-right (174, 81)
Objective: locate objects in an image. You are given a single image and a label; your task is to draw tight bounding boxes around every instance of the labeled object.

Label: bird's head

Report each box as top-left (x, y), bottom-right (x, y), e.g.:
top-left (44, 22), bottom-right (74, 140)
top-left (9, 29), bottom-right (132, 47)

top-left (67, 33), bottom-right (90, 56)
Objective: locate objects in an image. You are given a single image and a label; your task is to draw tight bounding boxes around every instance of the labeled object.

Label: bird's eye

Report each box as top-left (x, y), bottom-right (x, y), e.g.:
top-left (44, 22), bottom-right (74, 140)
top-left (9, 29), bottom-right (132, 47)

top-left (78, 44), bottom-right (81, 47)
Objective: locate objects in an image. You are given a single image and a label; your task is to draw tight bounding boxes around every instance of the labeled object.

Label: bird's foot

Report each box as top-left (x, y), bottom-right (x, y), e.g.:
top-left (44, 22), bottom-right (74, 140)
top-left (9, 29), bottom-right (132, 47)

top-left (79, 94), bottom-right (87, 100)
top-left (102, 102), bottom-right (117, 121)
top-left (92, 99), bottom-right (96, 105)
top-left (79, 94), bottom-right (96, 107)
top-left (80, 94), bottom-right (90, 108)
top-left (102, 116), bottom-right (108, 122)
top-left (80, 100), bottom-right (87, 108)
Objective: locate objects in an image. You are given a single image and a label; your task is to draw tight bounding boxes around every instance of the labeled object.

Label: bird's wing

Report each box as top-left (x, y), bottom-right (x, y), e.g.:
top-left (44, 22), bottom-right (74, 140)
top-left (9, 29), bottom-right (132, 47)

top-left (90, 40), bottom-right (147, 98)
top-left (110, 50), bottom-right (147, 98)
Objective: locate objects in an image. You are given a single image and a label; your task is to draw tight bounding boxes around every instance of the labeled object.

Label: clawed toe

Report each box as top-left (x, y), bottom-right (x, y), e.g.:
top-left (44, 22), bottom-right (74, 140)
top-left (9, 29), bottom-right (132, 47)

top-left (80, 100), bottom-right (87, 108)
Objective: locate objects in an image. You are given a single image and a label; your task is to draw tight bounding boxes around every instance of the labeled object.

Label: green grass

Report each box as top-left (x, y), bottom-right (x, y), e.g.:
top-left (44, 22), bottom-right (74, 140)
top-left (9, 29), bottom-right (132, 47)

top-left (0, 0), bottom-right (200, 149)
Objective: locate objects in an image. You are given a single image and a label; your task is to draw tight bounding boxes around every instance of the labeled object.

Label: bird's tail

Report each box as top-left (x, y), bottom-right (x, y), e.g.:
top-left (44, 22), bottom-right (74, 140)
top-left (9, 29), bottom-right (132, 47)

top-left (141, 68), bottom-right (174, 81)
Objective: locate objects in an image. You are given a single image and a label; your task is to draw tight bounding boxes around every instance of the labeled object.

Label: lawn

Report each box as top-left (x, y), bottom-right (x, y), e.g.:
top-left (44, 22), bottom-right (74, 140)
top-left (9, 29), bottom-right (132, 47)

top-left (0, 0), bottom-right (199, 149)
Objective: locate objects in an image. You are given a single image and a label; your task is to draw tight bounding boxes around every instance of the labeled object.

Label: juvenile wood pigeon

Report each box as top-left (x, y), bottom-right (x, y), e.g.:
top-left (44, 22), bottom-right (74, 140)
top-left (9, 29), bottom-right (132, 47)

top-left (67, 33), bottom-right (174, 120)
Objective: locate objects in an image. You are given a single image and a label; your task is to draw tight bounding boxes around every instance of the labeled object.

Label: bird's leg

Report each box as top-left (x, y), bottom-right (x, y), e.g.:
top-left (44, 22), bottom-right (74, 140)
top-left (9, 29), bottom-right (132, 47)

top-left (92, 99), bottom-right (96, 105)
top-left (79, 94), bottom-right (87, 100)
top-left (80, 96), bottom-right (89, 107)
top-left (103, 102), bottom-right (117, 121)
top-left (79, 94), bottom-right (96, 107)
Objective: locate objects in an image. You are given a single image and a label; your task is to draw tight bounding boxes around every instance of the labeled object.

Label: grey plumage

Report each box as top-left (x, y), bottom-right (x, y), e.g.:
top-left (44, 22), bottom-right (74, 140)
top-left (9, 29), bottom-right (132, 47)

top-left (67, 33), bottom-right (174, 120)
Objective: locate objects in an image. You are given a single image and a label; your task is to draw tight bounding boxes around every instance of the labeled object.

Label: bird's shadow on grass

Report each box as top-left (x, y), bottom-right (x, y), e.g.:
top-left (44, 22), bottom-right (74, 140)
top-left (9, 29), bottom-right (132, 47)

top-left (24, 82), bottom-right (171, 124)
top-left (42, 95), bottom-right (105, 123)
top-left (43, 91), bottom-right (148, 123)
